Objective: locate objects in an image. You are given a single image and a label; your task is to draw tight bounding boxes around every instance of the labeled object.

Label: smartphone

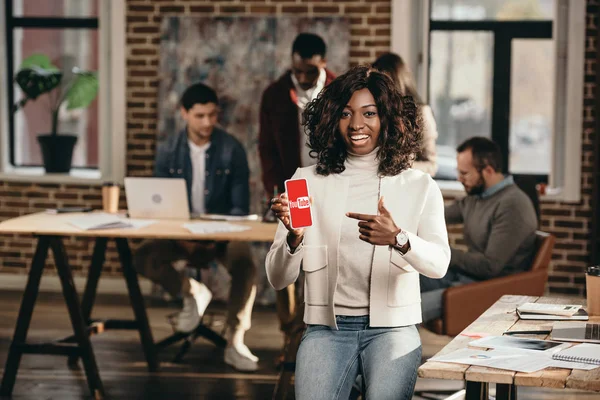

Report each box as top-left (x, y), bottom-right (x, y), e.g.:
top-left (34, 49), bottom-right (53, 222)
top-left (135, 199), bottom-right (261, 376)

top-left (284, 178), bottom-right (313, 229)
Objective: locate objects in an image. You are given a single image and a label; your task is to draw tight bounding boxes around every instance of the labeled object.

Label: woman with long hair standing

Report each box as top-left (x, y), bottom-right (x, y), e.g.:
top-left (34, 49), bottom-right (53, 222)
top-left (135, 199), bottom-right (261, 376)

top-left (373, 52), bottom-right (439, 176)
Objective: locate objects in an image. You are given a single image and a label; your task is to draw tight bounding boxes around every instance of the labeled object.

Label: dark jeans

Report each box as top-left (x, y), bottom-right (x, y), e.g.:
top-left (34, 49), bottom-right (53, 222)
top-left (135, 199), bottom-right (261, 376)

top-left (133, 239), bottom-right (256, 332)
top-left (420, 268), bottom-right (476, 323)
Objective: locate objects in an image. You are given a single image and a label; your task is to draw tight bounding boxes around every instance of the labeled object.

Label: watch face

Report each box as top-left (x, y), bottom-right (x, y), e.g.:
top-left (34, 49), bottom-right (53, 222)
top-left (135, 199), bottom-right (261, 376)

top-left (396, 231), bottom-right (408, 246)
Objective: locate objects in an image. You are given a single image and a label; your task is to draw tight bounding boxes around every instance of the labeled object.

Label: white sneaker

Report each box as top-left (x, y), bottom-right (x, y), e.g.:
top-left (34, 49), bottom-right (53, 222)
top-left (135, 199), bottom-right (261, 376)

top-left (233, 343), bottom-right (258, 362)
top-left (224, 346), bottom-right (259, 372)
top-left (176, 279), bottom-right (212, 333)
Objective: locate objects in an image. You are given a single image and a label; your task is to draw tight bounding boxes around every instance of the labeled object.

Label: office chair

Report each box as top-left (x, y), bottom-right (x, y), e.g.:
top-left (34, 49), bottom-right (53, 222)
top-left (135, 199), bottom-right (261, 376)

top-left (155, 262), bottom-right (227, 362)
top-left (156, 310), bottom-right (227, 362)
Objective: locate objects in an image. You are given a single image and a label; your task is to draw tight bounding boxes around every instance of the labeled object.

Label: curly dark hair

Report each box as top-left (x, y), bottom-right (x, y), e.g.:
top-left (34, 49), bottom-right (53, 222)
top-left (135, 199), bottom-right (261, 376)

top-left (303, 65), bottom-right (422, 176)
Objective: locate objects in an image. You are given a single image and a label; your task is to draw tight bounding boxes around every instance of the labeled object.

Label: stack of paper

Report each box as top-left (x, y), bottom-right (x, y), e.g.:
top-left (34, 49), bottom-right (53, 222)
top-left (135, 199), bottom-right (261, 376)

top-left (68, 213), bottom-right (155, 231)
top-left (431, 348), bottom-right (553, 373)
top-left (431, 347), bottom-right (598, 372)
top-left (183, 222), bottom-right (251, 234)
top-left (194, 213), bottom-right (259, 222)
top-left (430, 336), bottom-right (599, 372)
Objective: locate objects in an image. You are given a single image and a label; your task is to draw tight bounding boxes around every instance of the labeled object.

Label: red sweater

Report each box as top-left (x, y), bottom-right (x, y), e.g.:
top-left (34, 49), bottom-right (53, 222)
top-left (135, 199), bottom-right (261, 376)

top-left (258, 69), bottom-right (336, 197)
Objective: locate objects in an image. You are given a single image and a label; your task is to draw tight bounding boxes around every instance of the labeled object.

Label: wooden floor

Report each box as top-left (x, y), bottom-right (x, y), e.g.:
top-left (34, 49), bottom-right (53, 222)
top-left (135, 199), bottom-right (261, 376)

top-left (0, 289), bottom-right (597, 399)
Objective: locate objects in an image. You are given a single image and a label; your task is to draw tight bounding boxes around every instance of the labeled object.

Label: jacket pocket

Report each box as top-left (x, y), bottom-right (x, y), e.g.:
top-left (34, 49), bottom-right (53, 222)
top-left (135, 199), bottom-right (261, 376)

top-left (387, 250), bottom-right (420, 307)
top-left (302, 245), bottom-right (329, 306)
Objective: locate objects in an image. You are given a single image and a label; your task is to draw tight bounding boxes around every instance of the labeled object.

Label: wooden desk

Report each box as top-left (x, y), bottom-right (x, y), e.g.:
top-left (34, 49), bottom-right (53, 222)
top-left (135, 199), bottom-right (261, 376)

top-left (418, 295), bottom-right (600, 400)
top-left (0, 211), bottom-right (277, 241)
top-left (0, 212), bottom-right (277, 399)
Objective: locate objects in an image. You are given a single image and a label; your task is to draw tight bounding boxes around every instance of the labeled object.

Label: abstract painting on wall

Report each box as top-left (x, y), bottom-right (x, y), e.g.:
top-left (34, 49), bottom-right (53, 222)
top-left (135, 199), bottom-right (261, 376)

top-left (157, 16), bottom-right (350, 214)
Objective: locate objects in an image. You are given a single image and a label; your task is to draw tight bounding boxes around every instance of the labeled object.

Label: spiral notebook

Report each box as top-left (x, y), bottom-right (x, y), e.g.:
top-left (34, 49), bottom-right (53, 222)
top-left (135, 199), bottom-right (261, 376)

top-left (552, 343), bottom-right (600, 366)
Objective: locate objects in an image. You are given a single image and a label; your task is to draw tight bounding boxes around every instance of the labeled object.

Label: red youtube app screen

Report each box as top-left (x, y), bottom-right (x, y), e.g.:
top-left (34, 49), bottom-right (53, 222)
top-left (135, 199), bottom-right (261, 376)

top-left (285, 178), bottom-right (313, 229)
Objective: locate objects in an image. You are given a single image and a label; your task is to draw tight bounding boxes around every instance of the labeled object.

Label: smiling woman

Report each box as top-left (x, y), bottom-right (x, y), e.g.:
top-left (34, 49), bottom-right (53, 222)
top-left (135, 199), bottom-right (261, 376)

top-left (266, 66), bottom-right (450, 400)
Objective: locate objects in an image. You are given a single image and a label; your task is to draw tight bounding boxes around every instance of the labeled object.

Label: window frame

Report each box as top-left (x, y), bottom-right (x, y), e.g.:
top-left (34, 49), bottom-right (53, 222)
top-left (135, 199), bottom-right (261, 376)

top-left (5, 0), bottom-right (99, 169)
top-left (0, 0), bottom-right (126, 184)
top-left (428, 20), bottom-right (552, 183)
top-left (391, 0), bottom-right (585, 202)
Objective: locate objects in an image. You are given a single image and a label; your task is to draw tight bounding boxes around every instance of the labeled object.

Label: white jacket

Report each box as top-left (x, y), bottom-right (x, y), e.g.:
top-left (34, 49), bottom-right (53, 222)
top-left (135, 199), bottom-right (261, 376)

top-left (266, 166), bottom-right (450, 328)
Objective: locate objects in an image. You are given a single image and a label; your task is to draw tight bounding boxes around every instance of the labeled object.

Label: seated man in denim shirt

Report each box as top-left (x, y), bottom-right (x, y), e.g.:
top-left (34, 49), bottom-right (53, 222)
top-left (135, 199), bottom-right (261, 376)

top-left (133, 83), bottom-right (258, 371)
top-left (420, 137), bottom-right (538, 323)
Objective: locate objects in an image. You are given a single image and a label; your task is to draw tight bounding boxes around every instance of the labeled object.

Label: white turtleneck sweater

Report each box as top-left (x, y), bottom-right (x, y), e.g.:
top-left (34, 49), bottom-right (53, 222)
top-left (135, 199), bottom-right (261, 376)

top-left (334, 148), bottom-right (381, 316)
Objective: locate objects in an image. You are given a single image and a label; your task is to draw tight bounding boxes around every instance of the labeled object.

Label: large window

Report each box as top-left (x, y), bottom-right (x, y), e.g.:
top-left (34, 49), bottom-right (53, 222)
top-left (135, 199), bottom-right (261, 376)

top-left (429, 0), bottom-right (555, 182)
top-left (5, 0), bottom-right (99, 168)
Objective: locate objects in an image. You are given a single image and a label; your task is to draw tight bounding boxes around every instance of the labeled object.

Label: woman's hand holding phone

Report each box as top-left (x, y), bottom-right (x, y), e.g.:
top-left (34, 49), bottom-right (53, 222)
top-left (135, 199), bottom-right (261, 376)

top-left (271, 193), bottom-right (304, 234)
top-left (271, 193), bottom-right (308, 251)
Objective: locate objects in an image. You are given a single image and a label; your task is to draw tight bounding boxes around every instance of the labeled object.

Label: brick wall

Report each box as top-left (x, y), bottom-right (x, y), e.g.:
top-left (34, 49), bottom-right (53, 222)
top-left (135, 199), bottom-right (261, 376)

top-left (540, 0), bottom-right (598, 295)
top-left (0, 0), bottom-right (596, 297)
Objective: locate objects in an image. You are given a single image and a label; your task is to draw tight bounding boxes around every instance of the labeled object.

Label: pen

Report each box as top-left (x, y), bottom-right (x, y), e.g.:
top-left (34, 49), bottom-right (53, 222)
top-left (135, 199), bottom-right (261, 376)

top-left (503, 330), bottom-right (552, 335)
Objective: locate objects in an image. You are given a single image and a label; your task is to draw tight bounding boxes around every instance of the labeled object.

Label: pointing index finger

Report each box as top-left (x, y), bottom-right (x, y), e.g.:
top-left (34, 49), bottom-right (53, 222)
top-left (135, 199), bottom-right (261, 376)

top-left (346, 212), bottom-right (376, 221)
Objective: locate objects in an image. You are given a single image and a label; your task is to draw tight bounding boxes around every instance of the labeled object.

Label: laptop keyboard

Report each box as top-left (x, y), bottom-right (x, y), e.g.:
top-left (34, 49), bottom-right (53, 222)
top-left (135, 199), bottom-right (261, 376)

top-left (585, 323), bottom-right (600, 340)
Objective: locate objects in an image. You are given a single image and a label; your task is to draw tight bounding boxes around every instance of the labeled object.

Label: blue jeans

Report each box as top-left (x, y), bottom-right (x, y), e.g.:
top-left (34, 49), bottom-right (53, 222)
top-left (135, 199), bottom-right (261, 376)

top-left (295, 315), bottom-right (422, 400)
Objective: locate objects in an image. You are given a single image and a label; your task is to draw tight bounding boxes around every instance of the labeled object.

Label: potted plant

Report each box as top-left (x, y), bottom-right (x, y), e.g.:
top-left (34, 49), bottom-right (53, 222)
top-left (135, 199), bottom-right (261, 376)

top-left (13, 54), bottom-right (99, 173)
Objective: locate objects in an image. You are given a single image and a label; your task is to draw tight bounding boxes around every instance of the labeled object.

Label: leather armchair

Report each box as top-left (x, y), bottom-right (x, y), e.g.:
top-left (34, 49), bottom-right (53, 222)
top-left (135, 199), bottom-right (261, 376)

top-left (430, 231), bottom-right (555, 336)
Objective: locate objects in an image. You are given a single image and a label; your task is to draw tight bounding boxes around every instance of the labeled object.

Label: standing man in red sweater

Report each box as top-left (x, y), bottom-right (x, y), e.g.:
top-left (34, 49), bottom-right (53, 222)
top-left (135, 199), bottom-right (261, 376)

top-left (258, 32), bottom-right (335, 352)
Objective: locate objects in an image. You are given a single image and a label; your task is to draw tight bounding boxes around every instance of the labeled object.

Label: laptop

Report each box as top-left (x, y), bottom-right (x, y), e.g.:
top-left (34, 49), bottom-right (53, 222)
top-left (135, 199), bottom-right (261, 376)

top-left (124, 177), bottom-right (190, 219)
top-left (551, 321), bottom-right (600, 344)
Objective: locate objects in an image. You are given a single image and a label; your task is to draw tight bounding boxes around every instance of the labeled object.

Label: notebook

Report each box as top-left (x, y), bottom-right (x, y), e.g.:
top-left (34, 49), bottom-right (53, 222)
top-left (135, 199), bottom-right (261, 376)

top-left (552, 343), bottom-right (600, 366)
top-left (517, 308), bottom-right (589, 321)
top-left (551, 322), bottom-right (600, 344)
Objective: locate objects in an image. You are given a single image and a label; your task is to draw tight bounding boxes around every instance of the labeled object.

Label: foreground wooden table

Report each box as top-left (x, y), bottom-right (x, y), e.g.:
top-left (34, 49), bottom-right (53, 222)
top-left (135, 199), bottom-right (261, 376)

top-left (418, 295), bottom-right (600, 400)
top-left (0, 212), bottom-right (277, 399)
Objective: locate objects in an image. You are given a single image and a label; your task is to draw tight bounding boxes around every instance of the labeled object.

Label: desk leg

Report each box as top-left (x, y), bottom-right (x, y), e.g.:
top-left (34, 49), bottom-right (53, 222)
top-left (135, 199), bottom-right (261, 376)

top-left (0, 237), bottom-right (50, 397)
top-left (81, 238), bottom-right (108, 322)
top-left (66, 238), bottom-right (108, 366)
top-left (115, 238), bottom-right (159, 372)
top-left (50, 237), bottom-right (104, 399)
top-left (465, 381), bottom-right (489, 400)
top-left (496, 383), bottom-right (517, 400)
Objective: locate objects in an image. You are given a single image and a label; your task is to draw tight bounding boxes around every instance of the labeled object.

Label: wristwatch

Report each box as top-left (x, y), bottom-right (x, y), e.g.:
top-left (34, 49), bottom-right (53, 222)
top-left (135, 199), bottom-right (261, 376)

top-left (395, 229), bottom-right (409, 248)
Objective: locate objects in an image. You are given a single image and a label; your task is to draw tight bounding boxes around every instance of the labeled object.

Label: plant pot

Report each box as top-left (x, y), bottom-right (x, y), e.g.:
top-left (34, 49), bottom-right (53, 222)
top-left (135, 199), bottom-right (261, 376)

top-left (37, 134), bottom-right (78, 173)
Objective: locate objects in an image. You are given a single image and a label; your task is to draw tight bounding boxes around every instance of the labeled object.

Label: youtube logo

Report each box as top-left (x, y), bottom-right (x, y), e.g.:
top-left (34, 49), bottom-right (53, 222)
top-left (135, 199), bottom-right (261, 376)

top-left (289, 196), bottom-right (310, 209)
